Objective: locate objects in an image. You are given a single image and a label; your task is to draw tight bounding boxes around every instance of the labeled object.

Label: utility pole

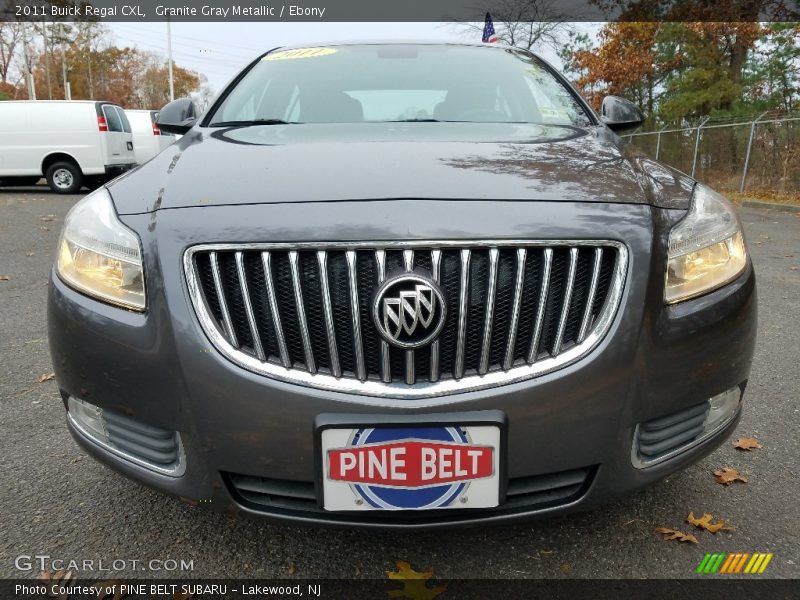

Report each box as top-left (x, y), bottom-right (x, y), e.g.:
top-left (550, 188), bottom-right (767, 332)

top-left (21, 22), bottom-right (36, 100)
top-left (62, 47), bottom-right (70, 100)
top-left (52, 23), bottom-right (72, 100)
top-left (166, 18), bottom-right (174, 101)
top-left (42, 19), bottom-right (52, 98)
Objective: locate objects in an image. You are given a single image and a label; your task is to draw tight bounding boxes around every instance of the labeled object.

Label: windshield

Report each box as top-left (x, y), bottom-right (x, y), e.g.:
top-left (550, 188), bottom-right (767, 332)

top-left (208, 44), bottom-right (592, 127)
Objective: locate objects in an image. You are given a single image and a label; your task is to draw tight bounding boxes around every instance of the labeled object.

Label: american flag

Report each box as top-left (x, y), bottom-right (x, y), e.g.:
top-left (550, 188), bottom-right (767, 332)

top-left (482, 12), bottom-right (498, 43)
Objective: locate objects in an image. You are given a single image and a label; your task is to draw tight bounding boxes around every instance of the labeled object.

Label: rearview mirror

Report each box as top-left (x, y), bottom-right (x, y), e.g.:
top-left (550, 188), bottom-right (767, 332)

top-left (600, 96), bottom-right (644, 134)
top-left (156, 98), bottom-right (198, 135)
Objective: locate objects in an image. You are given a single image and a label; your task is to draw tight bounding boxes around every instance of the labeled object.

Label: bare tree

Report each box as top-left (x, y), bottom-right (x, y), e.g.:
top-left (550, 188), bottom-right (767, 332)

top-left (192, 75), bottom-right (216, 111)
top-left (450, 0), bottom-right (574, 52)
top-left (0, 22), bottom-right (22, 83)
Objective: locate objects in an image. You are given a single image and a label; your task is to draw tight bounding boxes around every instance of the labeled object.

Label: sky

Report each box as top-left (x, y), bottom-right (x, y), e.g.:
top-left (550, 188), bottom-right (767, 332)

top-left (107, 22), bottom-right (592, 93)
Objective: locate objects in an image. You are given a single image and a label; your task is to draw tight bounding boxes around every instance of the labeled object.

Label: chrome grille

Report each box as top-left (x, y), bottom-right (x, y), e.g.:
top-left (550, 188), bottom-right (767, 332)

top-left (185, 241), bottom-right (627, 399)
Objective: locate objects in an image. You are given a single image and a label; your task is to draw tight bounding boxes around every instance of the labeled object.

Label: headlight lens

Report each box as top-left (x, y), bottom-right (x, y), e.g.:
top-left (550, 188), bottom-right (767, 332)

top-left (56, 188), bottom-right (146, 311)
top-left (665, 184), bottom-right (747, 304)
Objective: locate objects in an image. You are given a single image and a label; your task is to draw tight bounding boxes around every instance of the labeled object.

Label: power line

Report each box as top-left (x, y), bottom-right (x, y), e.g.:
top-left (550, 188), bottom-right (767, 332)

top-left (111, 32), bottom-right (247, 71)
top-left (111, 25), bottom-right (258, 61)
top-left (111, 24), bottom-right (267, 54)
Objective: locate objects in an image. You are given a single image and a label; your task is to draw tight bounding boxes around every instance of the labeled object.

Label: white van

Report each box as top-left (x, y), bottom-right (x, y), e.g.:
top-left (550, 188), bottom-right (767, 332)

top-left (125, 109), bottom-right (177, 164)
top-left (0, 100), bottom-right (137, 194)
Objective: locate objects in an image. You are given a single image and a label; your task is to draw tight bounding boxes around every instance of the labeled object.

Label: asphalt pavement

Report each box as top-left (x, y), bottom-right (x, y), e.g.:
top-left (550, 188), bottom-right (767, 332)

top-left (1, 186), bottom-right (798, 580)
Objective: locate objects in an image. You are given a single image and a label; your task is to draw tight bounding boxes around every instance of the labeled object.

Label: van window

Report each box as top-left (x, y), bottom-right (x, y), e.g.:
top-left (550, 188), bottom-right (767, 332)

top-left (103, 105), bottom-right (123, 132)
top-left (115, 107), bottom-right (132, 133)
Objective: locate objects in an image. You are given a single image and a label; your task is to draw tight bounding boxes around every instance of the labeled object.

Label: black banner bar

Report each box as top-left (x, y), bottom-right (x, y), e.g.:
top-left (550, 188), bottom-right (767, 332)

top-left (2, 0), bottom-right (800, 23)
top-left (2, 578), bottom-right (799, 600)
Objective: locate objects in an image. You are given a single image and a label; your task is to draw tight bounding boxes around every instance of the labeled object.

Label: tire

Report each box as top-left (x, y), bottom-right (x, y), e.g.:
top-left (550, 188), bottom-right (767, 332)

top-left (45, 161), bottom-right (83, 194)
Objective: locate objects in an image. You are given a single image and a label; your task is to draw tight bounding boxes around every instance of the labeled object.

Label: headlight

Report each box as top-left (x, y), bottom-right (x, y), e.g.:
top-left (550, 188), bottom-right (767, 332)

top-left (56, 188), bottom-right (146, 311)
top-left (665, 184), bottom-right (747, 304)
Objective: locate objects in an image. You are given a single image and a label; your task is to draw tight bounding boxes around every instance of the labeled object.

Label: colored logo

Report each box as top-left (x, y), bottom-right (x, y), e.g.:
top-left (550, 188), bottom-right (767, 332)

top-left (329, 427), bottom-right (492, 510)
top-left (697, 553), bottom-right (773, 574)
top-left (373, 274), bottom-right (446, 349)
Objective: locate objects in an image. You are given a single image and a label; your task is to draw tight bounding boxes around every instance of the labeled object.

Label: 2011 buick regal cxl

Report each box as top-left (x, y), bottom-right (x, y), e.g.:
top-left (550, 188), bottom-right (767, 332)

top-left (48, 42), bottom-right (756, 527)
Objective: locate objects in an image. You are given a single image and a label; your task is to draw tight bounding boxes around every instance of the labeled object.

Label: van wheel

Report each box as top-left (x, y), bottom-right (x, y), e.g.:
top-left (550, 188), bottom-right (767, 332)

top-left (46, 161), bottom-right (83, 194)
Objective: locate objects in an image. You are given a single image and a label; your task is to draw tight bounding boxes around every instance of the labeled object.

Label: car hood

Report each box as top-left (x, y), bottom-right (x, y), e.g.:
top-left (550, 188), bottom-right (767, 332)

top-left (108, 122), bottom-right (695, 214)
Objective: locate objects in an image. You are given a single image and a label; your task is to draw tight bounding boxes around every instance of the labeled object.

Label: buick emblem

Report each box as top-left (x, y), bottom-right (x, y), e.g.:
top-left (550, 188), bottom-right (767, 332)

top-left (373, 273), bottom-right (447, 349)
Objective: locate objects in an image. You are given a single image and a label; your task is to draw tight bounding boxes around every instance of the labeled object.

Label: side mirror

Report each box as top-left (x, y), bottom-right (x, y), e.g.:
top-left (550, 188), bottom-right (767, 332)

top-left (600, 96), bottom-right (644, 134)
top-left (156, 98), bottom-right (198, 135)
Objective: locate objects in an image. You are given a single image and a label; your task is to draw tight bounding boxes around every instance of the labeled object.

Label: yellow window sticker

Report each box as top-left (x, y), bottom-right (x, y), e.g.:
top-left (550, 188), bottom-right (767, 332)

top-left (263, 47), bottom-right (337, 61)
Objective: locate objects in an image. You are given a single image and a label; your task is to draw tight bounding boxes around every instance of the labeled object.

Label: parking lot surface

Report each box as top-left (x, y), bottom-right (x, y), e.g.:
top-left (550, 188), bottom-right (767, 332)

top-left (1, 186), bottom-right (798, 579)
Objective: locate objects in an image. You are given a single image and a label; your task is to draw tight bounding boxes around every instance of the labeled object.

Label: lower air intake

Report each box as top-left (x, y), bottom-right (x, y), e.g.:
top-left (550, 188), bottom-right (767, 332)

top-left (224, 466), bottom-right (595, 524)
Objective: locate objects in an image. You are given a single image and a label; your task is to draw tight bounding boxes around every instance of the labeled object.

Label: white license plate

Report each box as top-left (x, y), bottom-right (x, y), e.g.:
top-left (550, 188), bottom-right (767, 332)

top-left (320, 425), bottom-right (501, 511)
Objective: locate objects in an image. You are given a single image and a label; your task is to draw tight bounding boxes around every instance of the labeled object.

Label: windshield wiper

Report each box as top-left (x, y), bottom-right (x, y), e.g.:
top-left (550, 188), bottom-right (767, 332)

top-left (388, 118), bottom-right (442, 123)
top-left (210, 119), bottom-right (300, 127)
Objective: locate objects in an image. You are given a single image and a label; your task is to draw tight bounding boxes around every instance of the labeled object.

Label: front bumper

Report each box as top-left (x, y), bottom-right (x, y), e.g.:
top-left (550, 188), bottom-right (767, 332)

top-left (47, 200), bottom-right (757, 528)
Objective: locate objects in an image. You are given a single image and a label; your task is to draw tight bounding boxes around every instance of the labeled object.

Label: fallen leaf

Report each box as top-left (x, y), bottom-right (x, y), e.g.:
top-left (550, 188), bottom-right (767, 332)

top-left (41, 215), bottom-right (55, 222)
top-left (26, 251), bottom-right (34, 257)
top-left (714, 468), bottom-right (748, 486)
top-left (38, 570), bottom-right (75, 599)
top-left (38, 372), bottom-right (55, 383)
top-left (733, 437), bottom-right (763, 451)
top-left (287, 563), bottom-right (296, 575)
top-left (95, 579), bottom-right (126, 600)
top-left (655, 527), bottom-right (699, 544)
top-left (387, 561), bottom-right (447, 600)
top-left (687, 512), bottom-right (731, 533)
top-left (0, 275), bottom-right (9, 281)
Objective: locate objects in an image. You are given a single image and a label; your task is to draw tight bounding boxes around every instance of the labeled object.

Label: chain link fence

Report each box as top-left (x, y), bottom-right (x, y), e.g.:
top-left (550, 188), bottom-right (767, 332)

top-left (623, 112), bottom-right (800, 196)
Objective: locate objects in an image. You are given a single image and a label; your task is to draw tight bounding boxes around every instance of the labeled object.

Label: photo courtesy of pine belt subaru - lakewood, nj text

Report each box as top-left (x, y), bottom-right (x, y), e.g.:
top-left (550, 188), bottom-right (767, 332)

top-left (48, 42), bottom-right (756, 527)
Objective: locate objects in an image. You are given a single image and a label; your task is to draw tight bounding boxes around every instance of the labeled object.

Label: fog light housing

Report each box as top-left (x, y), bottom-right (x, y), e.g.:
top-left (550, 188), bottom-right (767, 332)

top-left (67, 396), bottom-right (108, 444)
top-left (703, 387), bottom-right (740, 434)
top-left (633, 385), bottom-right (742, 468)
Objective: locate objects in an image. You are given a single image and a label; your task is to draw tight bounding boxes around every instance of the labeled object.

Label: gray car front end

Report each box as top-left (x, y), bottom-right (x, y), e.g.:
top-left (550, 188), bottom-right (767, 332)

top-left (47, 43), bottom-right (756, 528)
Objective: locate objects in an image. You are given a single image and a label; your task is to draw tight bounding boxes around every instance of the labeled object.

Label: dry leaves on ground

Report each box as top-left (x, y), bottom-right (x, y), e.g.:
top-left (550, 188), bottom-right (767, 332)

top-left (38, 570), bottom-right (76, 600)
top-left (713, 468), bottom-right (748, 486)
top-left (38, 372), bottom-right (55, 383)
top-left (687, 512), bottom-right (732, 533)
top-left (733, 437), bottom-right (763, 451)
top-left (655, 527), bottom-right (699, 544)
top-left (95, 580), bottom-right (126, 600)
